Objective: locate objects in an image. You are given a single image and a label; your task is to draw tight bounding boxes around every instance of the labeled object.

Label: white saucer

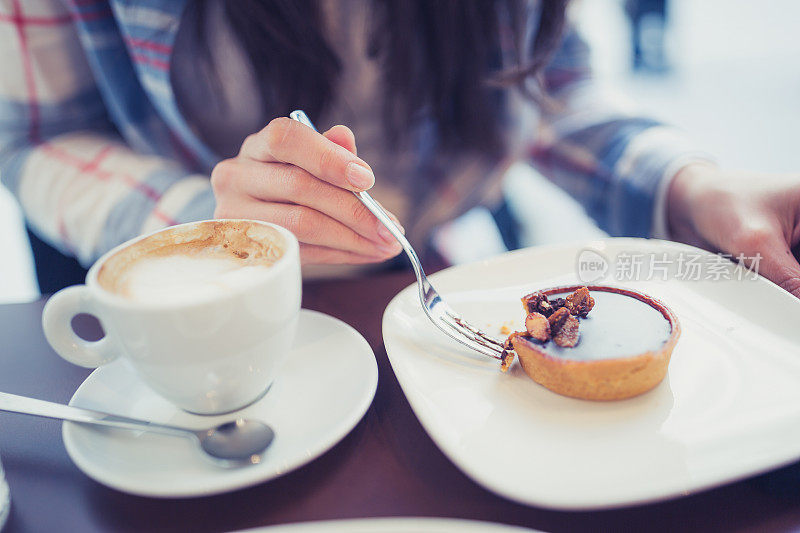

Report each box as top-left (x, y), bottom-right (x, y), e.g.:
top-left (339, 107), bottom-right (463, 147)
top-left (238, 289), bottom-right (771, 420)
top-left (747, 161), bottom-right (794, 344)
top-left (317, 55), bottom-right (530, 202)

top-left (383, 238), bottom-right (800, 510)
top-left (238, 517), bottom-right (539, 533)
top-left (63, 309), bottom-right (378, 498)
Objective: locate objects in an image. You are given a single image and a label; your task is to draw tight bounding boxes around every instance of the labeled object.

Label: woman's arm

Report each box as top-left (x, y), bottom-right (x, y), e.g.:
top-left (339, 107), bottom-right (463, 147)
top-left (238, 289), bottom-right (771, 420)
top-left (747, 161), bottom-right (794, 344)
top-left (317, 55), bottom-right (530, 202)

top-left (0, 0), bottom-right (214, 266)
top-left (528, 24), bottom-right (712, 238)
top-left (530, 23), bottom-right (800, 298)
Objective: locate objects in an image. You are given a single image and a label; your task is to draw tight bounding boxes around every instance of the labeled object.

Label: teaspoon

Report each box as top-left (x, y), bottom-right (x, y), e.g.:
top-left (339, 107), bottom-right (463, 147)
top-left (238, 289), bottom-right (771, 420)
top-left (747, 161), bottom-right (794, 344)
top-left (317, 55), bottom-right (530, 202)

top-left (0, 392), bottom-right (274, 466)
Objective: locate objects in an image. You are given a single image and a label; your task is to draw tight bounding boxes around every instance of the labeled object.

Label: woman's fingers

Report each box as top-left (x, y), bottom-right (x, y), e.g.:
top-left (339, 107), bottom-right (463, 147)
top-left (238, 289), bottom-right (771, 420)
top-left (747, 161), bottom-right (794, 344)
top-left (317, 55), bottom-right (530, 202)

top-left (764, 249), bottom-right (800, 298)
top-left (323, 125), bottom-right (357, 155)
top-left (668, 166), bottom-right (800, 299)
top-left (220, 158), bottom-right (404, 249)
top-left (239, 117), bottom-right (374, 192)
top-left (215, 119), bottom-right (405, 266)
top-left (323, 125), bottom-right (406, 237)
top-left (221, 197), bottom-right (402, 259)
top-left (731, 226), bottom-right (800, 298)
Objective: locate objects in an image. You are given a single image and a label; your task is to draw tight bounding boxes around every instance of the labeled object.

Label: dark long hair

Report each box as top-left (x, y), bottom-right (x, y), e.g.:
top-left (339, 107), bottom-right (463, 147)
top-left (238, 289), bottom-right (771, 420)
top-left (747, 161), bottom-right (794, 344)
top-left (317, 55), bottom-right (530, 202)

top-left (198, 0), bottom-right (569, 157)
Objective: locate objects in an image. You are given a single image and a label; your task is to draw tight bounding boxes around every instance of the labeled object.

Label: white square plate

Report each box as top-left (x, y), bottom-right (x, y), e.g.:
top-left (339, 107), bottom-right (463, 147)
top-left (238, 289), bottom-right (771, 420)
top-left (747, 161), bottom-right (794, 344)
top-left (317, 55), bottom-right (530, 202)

top-left (382, 239), bottom-right (800, 510)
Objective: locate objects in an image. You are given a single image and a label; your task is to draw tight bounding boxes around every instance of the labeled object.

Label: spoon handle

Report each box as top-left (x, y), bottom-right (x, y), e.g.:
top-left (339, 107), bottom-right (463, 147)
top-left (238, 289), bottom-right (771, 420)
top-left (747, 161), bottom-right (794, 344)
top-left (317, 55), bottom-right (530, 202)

top-left (0, 391), bottom-right (193, 438)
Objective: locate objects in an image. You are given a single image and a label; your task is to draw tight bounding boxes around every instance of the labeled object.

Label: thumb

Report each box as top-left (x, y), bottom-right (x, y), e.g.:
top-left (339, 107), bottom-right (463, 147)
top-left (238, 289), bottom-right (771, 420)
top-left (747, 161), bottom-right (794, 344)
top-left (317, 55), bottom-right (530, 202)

top-left (323, 125), bottom-right (357, 155)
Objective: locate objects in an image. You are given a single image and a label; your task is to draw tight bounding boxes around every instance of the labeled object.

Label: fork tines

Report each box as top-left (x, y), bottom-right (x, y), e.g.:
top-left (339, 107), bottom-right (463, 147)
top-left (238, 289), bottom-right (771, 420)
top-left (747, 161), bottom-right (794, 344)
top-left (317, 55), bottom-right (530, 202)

top-left (442, 312), bottom-right (505, 358)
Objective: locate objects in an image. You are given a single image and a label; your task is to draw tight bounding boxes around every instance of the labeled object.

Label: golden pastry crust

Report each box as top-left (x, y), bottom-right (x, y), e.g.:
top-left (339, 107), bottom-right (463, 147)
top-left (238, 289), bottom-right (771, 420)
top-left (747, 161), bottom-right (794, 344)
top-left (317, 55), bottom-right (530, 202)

top-left (509, 285), bottom-right (680, 401)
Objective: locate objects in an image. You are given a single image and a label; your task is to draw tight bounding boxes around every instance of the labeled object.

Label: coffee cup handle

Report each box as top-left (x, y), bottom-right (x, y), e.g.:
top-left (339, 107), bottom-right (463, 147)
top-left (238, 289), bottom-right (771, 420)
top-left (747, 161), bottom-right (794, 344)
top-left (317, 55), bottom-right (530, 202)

top-left (42, 285), bottom-right (119, 368)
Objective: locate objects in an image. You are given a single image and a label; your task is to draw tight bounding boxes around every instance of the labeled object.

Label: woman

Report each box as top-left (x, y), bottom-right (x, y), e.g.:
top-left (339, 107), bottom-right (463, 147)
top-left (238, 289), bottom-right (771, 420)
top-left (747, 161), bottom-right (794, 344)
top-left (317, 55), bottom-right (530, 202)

top-left (1, 0), bottom-right (799, 298)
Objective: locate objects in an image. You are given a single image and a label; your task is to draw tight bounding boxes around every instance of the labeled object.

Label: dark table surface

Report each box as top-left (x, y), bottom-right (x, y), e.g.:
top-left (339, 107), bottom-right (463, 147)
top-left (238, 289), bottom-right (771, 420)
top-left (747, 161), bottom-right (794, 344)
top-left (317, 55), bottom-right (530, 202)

top-left (1, 271), bottom-right (800, 533)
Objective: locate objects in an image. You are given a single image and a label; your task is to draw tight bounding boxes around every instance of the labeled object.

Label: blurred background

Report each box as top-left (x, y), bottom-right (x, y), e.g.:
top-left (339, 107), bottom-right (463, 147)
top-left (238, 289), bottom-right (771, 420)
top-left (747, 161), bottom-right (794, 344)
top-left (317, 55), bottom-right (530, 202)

top-left (2, 0), bottom-right (799, 302)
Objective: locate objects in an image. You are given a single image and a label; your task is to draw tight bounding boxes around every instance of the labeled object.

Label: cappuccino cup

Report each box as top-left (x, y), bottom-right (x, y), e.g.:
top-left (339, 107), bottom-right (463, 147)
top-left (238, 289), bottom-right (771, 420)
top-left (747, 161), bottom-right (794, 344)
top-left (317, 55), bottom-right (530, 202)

top-left (42, 220), bottom-right (301, 414)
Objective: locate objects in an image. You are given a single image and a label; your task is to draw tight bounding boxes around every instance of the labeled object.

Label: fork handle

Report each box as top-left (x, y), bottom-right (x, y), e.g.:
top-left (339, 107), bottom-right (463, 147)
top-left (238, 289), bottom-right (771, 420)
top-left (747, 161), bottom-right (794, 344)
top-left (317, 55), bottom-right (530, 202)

top-left (353, 190), bottom-right (418, 261)
top-left (290, 111), bottom-right (502, 361)
top-left (289, 110), bottom-right (426, 283)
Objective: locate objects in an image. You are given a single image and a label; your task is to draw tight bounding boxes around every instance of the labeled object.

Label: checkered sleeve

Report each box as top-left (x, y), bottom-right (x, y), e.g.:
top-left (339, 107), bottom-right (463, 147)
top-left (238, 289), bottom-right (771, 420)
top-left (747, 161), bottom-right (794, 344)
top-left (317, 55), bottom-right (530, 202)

top-left (0, 0), bottom-right (215, 267)
top-left (528, 24), bottom-right (713, 238)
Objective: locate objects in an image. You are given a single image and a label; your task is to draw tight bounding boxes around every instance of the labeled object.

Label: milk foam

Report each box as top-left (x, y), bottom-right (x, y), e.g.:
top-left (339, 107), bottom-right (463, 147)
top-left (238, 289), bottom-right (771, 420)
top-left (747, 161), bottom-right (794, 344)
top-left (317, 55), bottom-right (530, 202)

top-left (97, 220), bottom-right (285, 302)
top-left (116, 254), bottom-right (272, 303)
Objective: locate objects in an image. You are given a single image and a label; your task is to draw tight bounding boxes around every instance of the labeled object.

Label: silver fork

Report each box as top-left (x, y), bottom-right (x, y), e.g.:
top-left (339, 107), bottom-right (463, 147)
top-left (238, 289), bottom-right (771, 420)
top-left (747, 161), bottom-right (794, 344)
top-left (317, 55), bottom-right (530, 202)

top-left (290, 110), bottom-right (506, 361)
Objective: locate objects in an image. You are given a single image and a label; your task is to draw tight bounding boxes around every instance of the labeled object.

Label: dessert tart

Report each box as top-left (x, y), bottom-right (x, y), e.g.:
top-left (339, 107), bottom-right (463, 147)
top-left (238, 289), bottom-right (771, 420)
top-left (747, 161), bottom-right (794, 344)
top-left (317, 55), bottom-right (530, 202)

top-left (506, 285), bottom-right (680, 401)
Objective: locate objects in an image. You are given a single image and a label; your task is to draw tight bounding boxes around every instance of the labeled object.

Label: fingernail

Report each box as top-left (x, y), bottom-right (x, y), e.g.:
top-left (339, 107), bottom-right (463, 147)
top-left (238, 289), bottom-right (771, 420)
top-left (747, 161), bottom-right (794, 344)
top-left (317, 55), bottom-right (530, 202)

top-left (346, 162), bottom-right (374, 190)
top-left (377, 223), bottom-right (396, 245)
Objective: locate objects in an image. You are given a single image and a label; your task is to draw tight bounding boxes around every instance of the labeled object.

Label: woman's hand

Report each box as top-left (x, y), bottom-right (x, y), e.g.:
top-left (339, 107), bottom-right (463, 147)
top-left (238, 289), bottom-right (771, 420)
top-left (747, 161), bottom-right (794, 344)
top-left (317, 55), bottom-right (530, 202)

top-left (668, 163), bottom-right (800, 298)
top-left (211, 118), bottom-right (404, 265)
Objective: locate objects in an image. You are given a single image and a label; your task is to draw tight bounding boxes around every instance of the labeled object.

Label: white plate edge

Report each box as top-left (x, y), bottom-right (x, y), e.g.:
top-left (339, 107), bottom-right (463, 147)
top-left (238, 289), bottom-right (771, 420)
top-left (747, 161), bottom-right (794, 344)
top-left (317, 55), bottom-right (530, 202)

top-left (234, 517), bottom-right (541, 533)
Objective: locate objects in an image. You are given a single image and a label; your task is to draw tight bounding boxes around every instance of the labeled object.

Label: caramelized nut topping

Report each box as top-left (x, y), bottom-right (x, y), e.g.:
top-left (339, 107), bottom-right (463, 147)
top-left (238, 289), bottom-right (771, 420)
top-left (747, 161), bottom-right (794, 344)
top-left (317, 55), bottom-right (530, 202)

top-left (553, 315), bottom-right (580, 347)
top-left (548, 307), bottom-right (570, 335)
top-left (525, 312), bottom-right (551, 342)
top-left (502, 336), bottom-right (515, 351)
top-left (500, 349), bottom-right (516, 372)
top-left (566, 286), bottom-right (595, 318)
top-left (521, 291), bottom-right (554, 317)
top-left (502, 287), bottom-right (596, 370)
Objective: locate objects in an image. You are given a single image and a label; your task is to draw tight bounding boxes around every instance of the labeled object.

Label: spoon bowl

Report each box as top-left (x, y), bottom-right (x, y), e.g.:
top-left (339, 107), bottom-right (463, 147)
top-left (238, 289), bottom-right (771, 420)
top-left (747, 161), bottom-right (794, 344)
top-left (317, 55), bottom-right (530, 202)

top-left (196, 419), bottom-right (275, 465)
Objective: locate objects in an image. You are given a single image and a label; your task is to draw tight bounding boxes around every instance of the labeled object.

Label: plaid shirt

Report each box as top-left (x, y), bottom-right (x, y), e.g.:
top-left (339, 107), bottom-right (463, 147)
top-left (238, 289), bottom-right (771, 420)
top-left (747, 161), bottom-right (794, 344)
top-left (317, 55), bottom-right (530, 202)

top-left (0, 0), bottom-right (711, 266)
